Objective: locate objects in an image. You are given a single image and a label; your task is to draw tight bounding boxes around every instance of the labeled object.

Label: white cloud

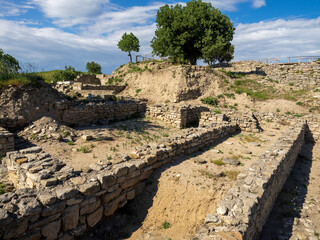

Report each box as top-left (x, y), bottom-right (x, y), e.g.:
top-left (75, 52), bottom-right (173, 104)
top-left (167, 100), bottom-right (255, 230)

top-left (233, 17), bottom-right (320, 60)
top-left (206, 0), bottom-right (266, 11)
top-left (0, 1), bottom-right (34, 17)
top-left (32, 0), bottom-right (111, 27)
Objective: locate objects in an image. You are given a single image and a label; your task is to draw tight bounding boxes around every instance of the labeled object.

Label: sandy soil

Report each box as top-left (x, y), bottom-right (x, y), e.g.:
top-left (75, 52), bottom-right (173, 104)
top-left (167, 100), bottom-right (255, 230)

top-left (78, 121), bottom-right (288, 240)
top-left (30, 118), bottom-right (185, 171)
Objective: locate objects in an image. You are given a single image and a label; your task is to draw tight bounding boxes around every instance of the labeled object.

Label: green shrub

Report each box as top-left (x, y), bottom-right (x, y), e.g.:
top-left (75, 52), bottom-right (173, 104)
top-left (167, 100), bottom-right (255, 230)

top-left (53, 66), bottom-right (81, 82)
top-left (162, 221), bottom-right (171, 229)
top-left (201, 96), bottom-right (218, 106)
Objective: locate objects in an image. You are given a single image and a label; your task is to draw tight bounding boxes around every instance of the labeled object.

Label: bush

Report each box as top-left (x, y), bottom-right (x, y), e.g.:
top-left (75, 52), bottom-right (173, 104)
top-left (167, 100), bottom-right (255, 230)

top-left (86, 61), bottom-right (102, 74)
top-left (201, 97), bottom-right (219, 106)
top-left (53, 66), bottom-right (81, 82)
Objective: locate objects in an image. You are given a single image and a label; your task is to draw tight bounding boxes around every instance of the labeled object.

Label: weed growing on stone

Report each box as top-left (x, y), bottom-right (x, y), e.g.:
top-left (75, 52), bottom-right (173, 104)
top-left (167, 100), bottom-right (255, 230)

top-left (0, 182), bottom-right (6, 195)
top-left (211, 159), bottom-right (224, 166)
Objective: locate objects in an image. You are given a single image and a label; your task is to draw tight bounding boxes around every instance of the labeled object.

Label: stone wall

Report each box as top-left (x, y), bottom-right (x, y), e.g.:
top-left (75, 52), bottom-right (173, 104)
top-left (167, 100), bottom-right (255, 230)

top-left (195, 122), bottom-right (307, 240)
top-left (199, 110), bottom-right (260, 133)
top-left (146, 104), bottom-right (209, 128)
top-left (0, 128), bottom-right (14, 156)
top-left (0, 124), bottom-right (238, 239)
top-left (219, 61), bottom-right (320, 89)
top-left (75, 74), bottom-right (101, 85)
top-left (0, 99), bottom-right (147, 130)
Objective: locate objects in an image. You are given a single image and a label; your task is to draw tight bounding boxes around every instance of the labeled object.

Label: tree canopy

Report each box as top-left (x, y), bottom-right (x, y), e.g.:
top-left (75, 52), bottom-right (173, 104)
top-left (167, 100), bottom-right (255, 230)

top-left (117, 32), bottom-right (140, 63)
top-left (151, 0), bottom-right (235, 65)
top-left (0, 49), bottom-right (20, 80)
top-left (86, 61), bottom-right (102, 74)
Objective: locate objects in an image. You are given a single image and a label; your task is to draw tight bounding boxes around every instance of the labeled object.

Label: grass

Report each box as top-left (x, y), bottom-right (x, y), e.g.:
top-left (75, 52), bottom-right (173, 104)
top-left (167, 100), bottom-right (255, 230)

top-left (0, 182), bottom-right (6, 195)
top-left (201, 96), bottom-right (218, 106)
top-left (224, 170), bottom-right (240, 180)
top-left (213, 109), bottom-right (222, 114)
top-left (77, 146), bottom-right (91, 153)
top-left (162, 221), bottom-right (171, 229)
top-left (198, 169), bottom-right (215, 179)
top-left (219, 69), bottom-right (244, 78)
top-left (211, 159), bottom-right (225, 166)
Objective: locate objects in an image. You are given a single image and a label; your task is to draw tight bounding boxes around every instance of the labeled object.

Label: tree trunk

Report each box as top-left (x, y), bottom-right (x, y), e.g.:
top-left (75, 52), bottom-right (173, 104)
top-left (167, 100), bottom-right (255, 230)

top-left (128, 52), bottom-right (132, 63)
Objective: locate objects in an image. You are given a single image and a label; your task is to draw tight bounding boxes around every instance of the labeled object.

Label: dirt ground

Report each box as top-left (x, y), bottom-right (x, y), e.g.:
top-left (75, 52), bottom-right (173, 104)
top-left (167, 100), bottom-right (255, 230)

top-left (78, 121), bottom-right (288, 240)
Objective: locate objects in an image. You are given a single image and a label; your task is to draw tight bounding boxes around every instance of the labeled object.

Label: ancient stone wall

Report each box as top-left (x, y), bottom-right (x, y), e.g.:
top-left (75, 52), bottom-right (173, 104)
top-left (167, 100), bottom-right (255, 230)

top-left (220, 61), bottom-right (320, 89)
top-left (199, 110), bottom-right (260, 132)
top-left (146, 104), bottom-right (209, 128)
top-left (0, 100), bottom-right (147, 130)
top-left (195, 123), bottom-right (307, 240)
top-left (75, 74), bottom-right (101, 85)
top-left (0, 124), bottom-right (237, 239)
top-left (0, 128), bottom-right (14, 156)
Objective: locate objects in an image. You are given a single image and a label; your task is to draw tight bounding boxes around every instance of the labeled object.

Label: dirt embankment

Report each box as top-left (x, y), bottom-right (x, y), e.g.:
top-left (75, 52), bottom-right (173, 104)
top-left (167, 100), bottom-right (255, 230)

top-left (0, 82), bottom-right (67, 128)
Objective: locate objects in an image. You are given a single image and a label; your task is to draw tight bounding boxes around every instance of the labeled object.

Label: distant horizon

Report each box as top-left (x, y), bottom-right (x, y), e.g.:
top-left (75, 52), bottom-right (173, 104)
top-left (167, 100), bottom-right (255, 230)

top-left (1, 0), bottom-right (319, 74)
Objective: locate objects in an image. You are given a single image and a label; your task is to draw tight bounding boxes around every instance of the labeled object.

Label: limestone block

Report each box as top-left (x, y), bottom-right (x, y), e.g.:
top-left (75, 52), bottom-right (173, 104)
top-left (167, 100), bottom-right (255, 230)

top-left (86, 206), bottom-right (103, 227)
top-left (79, 181), bottom-right (100, 196)
top-left (62, 204), bottom-right (79, 231)
top-left (97, 173), bottom-right (116, 189)
top-left (41, 219), bottom-right (61, 240)
top-left (80, 197), bottom-right (101, 216)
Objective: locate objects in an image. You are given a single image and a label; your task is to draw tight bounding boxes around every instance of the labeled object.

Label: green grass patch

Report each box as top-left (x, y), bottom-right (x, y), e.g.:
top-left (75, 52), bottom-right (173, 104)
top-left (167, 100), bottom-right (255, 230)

top-left (201, 96), bottom-right (218, 106)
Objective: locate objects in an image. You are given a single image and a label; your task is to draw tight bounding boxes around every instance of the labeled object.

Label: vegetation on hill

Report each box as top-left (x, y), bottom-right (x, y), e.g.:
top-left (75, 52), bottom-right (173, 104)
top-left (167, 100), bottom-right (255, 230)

top-left (151, 0), bottom-right (234, 65)
top-left (86, 61), bottom-right (102, 74)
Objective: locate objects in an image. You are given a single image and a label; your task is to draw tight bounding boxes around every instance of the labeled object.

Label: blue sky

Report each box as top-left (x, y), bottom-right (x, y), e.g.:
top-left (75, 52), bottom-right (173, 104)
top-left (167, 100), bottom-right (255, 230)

top-left (0, 0), bottom-right (319, 74)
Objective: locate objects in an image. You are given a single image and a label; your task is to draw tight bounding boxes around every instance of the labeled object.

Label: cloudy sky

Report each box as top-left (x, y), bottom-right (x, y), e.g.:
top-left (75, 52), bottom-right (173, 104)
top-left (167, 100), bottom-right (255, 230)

top-left (0, 0), bottom-right (319, 74)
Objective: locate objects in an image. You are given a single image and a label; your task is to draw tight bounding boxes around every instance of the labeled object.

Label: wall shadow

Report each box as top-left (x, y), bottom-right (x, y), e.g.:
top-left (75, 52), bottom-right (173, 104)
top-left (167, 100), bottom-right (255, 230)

top-left (259, 131), bottom-right (314, 240)
top-left (76, 131), bottom-right (241, 240)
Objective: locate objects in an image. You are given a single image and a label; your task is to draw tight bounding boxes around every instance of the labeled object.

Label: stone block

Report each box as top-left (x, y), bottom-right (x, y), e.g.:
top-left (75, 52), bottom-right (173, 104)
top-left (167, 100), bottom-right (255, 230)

top-left (62, 204), bottom-right (79, 231)
top-left (79, 181), bottom-right (100, 196)
top-left (87, 206), bottom-right (103, 227)
top-left (41, 219), bottom-right (61, 240)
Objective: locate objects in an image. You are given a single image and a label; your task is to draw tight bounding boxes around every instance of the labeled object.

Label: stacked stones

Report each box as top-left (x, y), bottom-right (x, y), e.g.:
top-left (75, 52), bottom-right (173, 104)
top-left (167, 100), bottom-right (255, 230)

top-left (199, 110), bottom-right (260, 132)
top-left (0, 99), bottom-right (147, 130)
top-left (146, 104), bottom-right (209, 128)
top-left (0, 128), bottom-right (14, 155)
top-left (4, 147), bottom-right (75, 189)
top-left (195, 123), bottom-right (306, 240)
top-left (219, 61), bottom-right (320, 90)
top-left (0, 123), bottom-right (238, 239)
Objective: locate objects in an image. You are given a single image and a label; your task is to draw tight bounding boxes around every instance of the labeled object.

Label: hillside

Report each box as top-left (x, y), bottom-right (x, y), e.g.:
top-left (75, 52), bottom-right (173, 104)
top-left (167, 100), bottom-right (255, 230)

top-left (111, 61), bottom-right (318, 114)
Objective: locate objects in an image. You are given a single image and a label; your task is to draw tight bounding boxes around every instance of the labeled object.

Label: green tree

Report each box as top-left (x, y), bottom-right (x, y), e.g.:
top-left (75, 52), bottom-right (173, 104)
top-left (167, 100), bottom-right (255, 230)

top-left (117, 32), bottom-right (140, 63)
top-left (151, 0), bottom-right (235, 65)
top-left (0, 49), bottom-right (20, 80)
top-left (86, 61), bottom-right (102, 74)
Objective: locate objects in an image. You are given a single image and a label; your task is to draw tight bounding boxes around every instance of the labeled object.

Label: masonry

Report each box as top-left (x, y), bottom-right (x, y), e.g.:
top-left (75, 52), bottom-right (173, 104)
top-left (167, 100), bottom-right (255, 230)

top-left (0, 124), bottom-right (238, 239)
top-left (0, 99), bottom-right (147, 131)
top-left (194, 122), bottom-right (307, 240)
top-left (0, 128), bottom-right (14, 156)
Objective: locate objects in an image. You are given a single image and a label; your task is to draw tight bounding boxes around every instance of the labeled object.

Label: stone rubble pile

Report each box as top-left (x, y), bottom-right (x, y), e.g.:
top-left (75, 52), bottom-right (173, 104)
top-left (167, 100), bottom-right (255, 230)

top-left (18, 116), bottom-right (78, 142)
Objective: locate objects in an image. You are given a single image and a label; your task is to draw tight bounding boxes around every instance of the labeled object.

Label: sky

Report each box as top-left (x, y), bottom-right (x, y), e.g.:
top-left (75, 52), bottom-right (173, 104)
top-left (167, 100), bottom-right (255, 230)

top-left (0, 0), bottom-right (320, 74)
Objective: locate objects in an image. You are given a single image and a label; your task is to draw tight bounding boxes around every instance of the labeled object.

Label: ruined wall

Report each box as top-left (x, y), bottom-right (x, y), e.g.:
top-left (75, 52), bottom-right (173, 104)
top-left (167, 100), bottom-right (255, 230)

top-left (0, 100), bottom-right (147, 130)
top-left (0, 128), bottom-right (14, 155)
top-left (146, 104), bottom-right (209, 128)
top-left (0, 124), bottom-right (237, 240)
top-left (199, 110), bottom-right (260, 132)
top-left (220, 61), bottom-right (320, 89)
top-left (195, 123), bottom-right (307, 240)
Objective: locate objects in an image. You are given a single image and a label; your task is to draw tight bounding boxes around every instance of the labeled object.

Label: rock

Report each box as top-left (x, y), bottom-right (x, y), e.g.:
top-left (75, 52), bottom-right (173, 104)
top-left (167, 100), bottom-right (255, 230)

top-left (55, 186), bottom-right (77, 200)
top-left (41, 219), bottom-right (61, 239)
top-left (38, 194), bottom-right (57, 206)
top-left (205, 214), bottom-right (219, 223)
top-left (79, 181), bottom-right (100, 196)
top-left (18, 197), bottom-right (41, 216)
top-left (250, 142), bottom-right (261, 147)
top-left (222, 158), bottom-right (239, 165)
top-left (87, 206), bottom-right (103, 227)
top-left (217, 206), bottom-right (228, 216)
top-left (82, 135), bottom-right (93, 141)
top-left (70, 176), bottom-right (86, 185)
top-left (0, 192), bottom-right (16, 204)
top-left (62, 204), bottom-right (79, 231)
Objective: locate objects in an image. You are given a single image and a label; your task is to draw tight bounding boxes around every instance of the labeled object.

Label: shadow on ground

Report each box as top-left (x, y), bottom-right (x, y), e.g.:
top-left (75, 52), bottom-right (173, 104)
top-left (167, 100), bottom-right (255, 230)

top-left (259, 137), bottom-right (314, 240)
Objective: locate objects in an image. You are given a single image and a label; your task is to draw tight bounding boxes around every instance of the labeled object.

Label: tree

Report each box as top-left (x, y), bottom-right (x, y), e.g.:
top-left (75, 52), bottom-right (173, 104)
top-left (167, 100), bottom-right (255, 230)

top-left (0, 49), bottom-right (20, 80)
top-left (117, 33), bottom-right (140, 63)
top-left (86, 61), bottom-right (102, 74)
top-left (151, 0), bottom-right (235, 65)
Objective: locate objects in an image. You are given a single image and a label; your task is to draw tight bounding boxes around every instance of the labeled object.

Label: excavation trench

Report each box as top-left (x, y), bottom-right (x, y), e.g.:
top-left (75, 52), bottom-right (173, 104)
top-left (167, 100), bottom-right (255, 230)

top-left (78, 123), bottom-right (287, 240)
